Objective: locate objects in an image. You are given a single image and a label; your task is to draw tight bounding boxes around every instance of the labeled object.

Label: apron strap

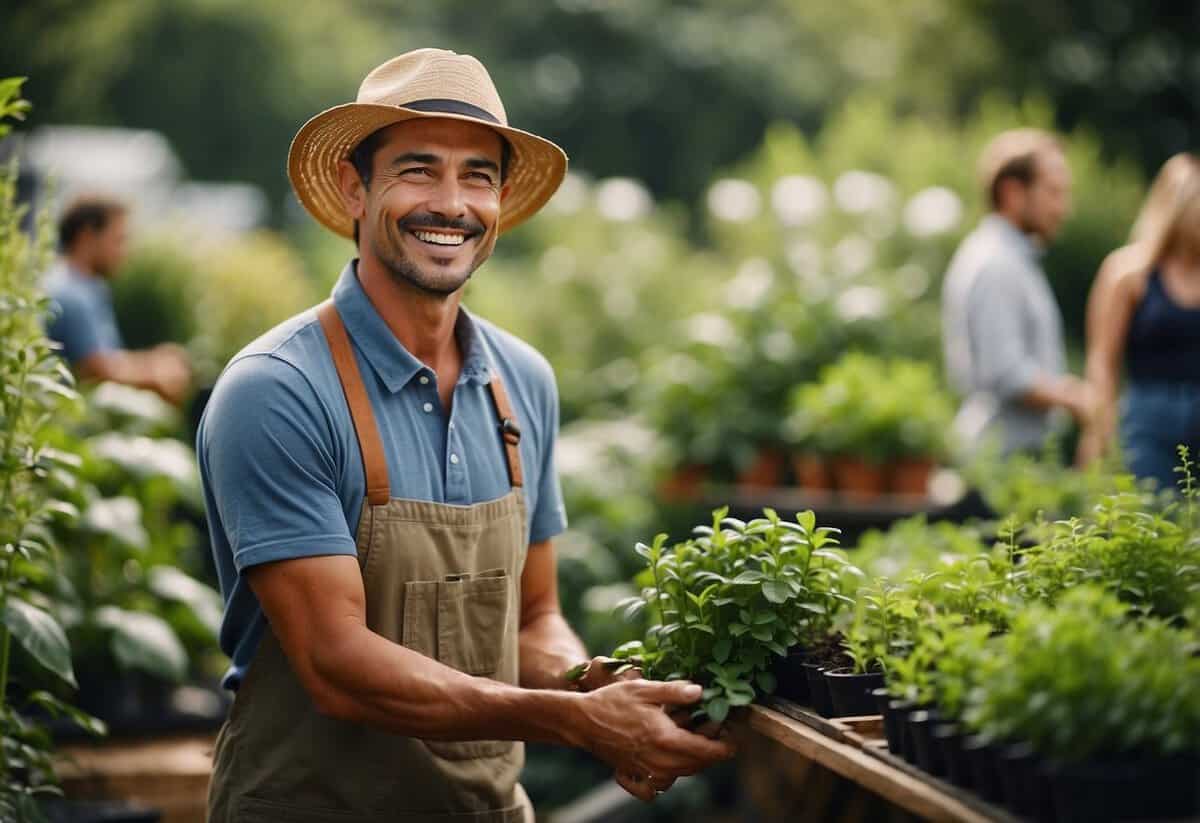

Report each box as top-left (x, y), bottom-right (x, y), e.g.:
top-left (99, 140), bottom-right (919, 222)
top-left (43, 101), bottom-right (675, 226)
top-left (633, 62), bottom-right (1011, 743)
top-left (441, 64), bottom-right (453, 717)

top-left (487, 377), bottom-right (524, 489)
top-left (317, 301), bottom-right (392, 506)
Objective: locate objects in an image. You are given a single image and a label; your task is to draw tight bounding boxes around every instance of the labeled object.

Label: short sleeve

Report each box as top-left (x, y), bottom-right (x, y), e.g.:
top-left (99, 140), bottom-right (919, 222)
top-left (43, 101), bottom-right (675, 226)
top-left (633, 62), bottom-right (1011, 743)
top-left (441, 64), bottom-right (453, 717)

top-left (46, 290), bottom-right (106, 365)
top-left (198, 354), bottom-right (357, 571)
top-left (528, 362), bottom-right (567, 544)
top-left (967, 269), bottom-right (1043, 401)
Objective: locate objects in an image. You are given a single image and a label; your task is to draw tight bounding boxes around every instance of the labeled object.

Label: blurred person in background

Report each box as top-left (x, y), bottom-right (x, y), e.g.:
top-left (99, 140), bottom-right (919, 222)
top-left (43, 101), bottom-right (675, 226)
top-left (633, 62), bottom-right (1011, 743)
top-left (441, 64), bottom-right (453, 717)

top-left (942, 129), bottom-right (1095, 456)
top-left (45, 195), bottom-right (192, 404)
top-left (199, 49), bottom-right (733, 823)
top-left (1078, 153), bottom-right (1200, 488)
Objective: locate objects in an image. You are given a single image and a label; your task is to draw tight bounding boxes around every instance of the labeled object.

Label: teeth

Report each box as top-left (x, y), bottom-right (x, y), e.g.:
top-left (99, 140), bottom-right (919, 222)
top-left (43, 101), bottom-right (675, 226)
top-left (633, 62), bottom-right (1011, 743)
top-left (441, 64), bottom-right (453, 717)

top-left (414, 231), bottom-right (465, 246)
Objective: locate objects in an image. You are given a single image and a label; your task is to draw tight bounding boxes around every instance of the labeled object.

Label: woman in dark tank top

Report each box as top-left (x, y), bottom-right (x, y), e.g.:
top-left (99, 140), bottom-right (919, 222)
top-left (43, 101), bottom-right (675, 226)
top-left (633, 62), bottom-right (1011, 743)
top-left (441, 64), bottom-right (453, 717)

top-left (1079, 153), bottom-right (1200, 490)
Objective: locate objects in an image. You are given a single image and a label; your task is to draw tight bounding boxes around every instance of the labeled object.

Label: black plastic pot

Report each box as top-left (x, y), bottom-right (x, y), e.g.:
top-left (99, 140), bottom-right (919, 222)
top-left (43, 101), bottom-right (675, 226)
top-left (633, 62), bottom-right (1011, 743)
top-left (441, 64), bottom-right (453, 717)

top-left (823, 667), bottom-right (885, 717)
top-left (885, 698), bottom-right (914, 756)
top-left (802, 662), bottom-right (833, 717)
top-left (1043, 753), bottom-right (1200, 822)
top-left (933, 722), bottom-right (970, 788)
top-left (772, 649), bottom-right (811, 704)
top-left (907, 709), bottom-right (945, 777)
top-left (874, 689), bottom-right (901, 754)
top-left (963, 735), bottom-right (1005, 804)
top-left (998, 741), bottom-right (1039, 818)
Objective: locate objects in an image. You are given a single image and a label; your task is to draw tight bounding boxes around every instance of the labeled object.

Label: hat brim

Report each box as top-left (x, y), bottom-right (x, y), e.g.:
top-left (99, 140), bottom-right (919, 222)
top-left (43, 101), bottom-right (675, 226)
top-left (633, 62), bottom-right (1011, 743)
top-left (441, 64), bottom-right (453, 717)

top-left (287, 102), bottom-right (568, 238)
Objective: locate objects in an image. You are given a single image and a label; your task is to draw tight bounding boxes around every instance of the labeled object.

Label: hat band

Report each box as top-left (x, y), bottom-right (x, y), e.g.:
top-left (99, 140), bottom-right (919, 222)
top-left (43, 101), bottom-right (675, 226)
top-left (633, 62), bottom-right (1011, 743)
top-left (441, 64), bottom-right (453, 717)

top-left (403, 98), bottom-right (501, 125)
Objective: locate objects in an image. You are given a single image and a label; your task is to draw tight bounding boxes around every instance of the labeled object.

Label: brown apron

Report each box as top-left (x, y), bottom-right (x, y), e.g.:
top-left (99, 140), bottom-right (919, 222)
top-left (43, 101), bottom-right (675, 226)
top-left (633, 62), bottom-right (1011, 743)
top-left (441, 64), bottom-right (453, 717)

top-left (208, 302), bottom-right (533, 822)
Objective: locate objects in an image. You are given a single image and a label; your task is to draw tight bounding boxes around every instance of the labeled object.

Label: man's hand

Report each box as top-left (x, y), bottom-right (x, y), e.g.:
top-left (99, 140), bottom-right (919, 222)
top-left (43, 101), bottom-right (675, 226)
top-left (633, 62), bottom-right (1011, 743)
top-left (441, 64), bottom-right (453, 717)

top-left (573, 680), bottom-right (736, 802)
top-left (565, 656), bottom-right (642, 692)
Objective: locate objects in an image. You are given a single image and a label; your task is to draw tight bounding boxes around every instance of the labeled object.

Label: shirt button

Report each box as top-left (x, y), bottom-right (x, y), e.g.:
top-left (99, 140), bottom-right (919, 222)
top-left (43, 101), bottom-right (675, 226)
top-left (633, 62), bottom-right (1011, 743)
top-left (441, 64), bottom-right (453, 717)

top-left (422, 402), bottom-right (433, 413)
top-left (450, 454), bottom-right (460, 465)
top-left (419, 375), bottom-right (430, 385)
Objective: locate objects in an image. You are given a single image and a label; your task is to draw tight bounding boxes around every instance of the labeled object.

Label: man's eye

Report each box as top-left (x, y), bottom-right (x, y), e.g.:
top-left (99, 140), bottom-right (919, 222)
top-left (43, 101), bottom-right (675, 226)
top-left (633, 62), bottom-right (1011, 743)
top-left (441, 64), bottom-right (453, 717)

top-left (401, 167), bottom-right (431, 177)
top-left (467, 172), bottom-right (495, 183)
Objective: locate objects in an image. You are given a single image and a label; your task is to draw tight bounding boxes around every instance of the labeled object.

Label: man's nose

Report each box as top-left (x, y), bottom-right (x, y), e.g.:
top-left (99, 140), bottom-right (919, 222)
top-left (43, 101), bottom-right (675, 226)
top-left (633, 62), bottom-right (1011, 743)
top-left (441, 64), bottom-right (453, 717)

top-left (426, 174), bottom-right (467, 219)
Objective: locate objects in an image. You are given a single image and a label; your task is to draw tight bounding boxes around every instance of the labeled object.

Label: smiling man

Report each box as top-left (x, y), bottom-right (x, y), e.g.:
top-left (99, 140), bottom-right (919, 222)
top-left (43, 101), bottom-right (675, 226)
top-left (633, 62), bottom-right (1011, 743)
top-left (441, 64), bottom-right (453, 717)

top-left (198, 50), bottom-right (734, 822)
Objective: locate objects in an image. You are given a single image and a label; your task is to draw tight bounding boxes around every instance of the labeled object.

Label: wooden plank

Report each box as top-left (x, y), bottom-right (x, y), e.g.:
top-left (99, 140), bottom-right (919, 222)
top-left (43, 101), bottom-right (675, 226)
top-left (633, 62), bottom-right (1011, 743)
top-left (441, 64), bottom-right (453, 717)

top-left (56, 734), bottom-right (214, 823)
top-left (739, 706), bottom-right (1003, 823)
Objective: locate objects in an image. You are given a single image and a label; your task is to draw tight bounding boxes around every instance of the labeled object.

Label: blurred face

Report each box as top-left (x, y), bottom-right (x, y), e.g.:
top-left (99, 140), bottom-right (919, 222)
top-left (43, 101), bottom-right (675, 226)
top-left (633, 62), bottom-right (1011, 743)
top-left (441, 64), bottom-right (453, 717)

top-left (1017, 149), bottom-right (1072, 245)
top-left (344, 119), bottom-right (506, 296)
top-left (89, 214), bottom-right (129, 278)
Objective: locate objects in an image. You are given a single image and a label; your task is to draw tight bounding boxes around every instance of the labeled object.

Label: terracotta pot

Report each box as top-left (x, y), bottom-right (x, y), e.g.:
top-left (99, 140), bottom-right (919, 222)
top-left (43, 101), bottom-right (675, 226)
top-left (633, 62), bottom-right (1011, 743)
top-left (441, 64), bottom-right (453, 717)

top-left (658, 464), bottom-right (709, 501)
top-left (830, 456), bottom-right (887, 500)
top-left (890, 457), bottom-right (935, 496)
top-left (736, 448), bottom-right (785, 489)
top-left (791, 452), bottom-right (834, 492)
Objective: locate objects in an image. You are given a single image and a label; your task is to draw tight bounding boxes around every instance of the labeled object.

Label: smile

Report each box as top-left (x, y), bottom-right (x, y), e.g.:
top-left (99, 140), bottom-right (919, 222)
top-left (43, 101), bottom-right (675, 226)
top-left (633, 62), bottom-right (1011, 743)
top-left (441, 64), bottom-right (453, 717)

top-left (411, 230), bottom-right (468, 247)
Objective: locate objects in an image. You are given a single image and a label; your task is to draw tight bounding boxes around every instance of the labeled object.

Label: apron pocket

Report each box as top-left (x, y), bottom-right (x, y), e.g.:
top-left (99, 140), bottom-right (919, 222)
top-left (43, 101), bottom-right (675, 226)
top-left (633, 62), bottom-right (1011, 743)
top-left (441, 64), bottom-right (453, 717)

top-left (400, 580), bottom-right (440, 659)
top-left (437, 569), bottom-right (510, 677)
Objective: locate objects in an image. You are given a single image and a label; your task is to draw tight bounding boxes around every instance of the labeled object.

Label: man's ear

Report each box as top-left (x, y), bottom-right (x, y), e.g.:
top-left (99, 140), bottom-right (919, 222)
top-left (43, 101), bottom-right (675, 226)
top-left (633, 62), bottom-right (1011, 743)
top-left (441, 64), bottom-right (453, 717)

top-left (499, 182), bottom-right (511, 204)
top-left (337, 160), bottom-right (368, 222)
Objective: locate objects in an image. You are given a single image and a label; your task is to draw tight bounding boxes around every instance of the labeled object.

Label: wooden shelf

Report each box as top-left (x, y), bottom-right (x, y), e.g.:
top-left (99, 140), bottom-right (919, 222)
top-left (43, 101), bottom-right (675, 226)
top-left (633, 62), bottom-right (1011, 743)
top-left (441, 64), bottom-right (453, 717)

top-left (738, 703), bottom-right (1020, 823)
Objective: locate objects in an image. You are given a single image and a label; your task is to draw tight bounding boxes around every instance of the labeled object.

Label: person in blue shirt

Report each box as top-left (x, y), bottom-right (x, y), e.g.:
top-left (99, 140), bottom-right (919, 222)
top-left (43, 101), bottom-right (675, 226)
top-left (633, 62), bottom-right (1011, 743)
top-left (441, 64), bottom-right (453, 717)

top-left (45, 195), bottom-right (191, 404)
top-left (199, 50), bottom-right (732, 822)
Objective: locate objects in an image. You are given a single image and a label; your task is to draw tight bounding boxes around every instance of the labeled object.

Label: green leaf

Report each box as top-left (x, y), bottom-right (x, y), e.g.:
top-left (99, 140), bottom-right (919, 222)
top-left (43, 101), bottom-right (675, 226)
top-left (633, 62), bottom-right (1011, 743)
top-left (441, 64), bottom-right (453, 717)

top-left (796, 510), bottom-right (816, 534)
top-left (762, 580), bottom-right (790, 604)
top-left (94, 607), bottom-right (187, 682)
top-left (706, 697), bottom-right (730, 723)
top-left (3, 599), bottom-right (75, 687)
top-left (713, 636), bottom-right (732, 663)
top-left (756, 670), bottom-right (778, 693)
top-left (147, 566), bottom-right (223, 637)
top-left (729, 622), bottom-right (749, 637)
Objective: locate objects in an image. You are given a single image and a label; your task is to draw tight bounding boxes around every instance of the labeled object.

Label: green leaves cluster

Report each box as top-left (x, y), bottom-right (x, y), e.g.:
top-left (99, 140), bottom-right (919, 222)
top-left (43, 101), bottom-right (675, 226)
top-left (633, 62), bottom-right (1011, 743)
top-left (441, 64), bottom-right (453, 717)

top-left (786, 353), bottom-right (954, 462)
top-left (613, 507), bottom-right (861, 721)
top-left (964, 587), bottom-right (1200, 762)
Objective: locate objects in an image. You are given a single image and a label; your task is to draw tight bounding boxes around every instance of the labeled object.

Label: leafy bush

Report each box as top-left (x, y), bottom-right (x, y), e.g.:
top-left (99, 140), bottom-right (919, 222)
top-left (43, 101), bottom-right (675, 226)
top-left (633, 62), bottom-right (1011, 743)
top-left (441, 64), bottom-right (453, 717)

top-left (612, 508), bottom-right (860, 721)
top-left (787, 353), bottom-right (954, 462)
top-left (113, 231), bottom-right (318, 384)
top-left (0, 78), bottom-right (100, 819)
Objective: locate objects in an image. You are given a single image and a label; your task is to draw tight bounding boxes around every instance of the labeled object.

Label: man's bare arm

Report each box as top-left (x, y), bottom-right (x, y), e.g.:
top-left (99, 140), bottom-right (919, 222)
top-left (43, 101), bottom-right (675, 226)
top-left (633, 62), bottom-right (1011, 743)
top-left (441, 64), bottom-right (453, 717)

top-left (246, 554), bottom-right (735, 778)
top-left (518, 539), bottom-right (589, 690)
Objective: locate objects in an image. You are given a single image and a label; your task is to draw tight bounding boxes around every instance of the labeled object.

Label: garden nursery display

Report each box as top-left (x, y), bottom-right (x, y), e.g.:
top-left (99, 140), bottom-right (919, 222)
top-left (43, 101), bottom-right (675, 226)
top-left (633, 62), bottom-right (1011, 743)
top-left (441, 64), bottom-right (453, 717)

top-left (607, 453), bottom-right (1200, 822)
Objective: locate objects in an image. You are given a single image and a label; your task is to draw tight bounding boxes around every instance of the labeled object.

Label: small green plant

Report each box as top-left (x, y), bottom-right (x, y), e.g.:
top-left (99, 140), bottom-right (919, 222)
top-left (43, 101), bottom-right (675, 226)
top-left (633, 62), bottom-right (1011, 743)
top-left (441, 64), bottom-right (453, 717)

top-left (614, 508), bottom-right (860, 722)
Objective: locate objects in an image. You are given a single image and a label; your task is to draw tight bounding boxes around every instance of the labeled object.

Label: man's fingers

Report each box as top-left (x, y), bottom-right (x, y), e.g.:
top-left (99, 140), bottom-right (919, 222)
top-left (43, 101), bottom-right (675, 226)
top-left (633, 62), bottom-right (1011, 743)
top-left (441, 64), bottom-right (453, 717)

top-left (616, 772), bottom-right (656, 803)
top-left (636, 679), bottom-right (703, 706)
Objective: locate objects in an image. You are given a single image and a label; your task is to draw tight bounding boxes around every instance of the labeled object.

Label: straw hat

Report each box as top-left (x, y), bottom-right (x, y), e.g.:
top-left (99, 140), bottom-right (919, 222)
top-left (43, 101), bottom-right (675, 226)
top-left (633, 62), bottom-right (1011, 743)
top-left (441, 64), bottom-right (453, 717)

top-left (288, 49), bottom-right (568, 238)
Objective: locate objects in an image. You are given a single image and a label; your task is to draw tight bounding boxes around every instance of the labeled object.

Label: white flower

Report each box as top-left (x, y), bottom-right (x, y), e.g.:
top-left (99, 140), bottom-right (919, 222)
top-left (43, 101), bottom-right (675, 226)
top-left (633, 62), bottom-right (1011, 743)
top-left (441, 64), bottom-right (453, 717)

top-left (545, 172), bottom-right (590, 216)
top-left (833, 170), bottom-right (895, 215)
top-left (833, 234), bottom-right (875, 277)
top-left (725, 258), bottom-right (775, 309)
top-left (707, 178), bottom-right (761, 223)
top-left (687, 313), bottom-right (738, 348)
top-left (835, 285), bottom-right (888, 321)
top-left (595, 177), bottom-right (654, 222)
top-left (772, 175), bottom-right (827, 226)
top-left (904, 186), bottom-right (964, 237)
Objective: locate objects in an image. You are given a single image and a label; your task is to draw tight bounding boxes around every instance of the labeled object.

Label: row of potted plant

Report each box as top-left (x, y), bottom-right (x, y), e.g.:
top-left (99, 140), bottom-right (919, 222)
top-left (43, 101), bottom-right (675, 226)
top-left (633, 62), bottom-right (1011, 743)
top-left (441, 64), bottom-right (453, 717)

top-left (609, 451), bottom-right (1200, 820)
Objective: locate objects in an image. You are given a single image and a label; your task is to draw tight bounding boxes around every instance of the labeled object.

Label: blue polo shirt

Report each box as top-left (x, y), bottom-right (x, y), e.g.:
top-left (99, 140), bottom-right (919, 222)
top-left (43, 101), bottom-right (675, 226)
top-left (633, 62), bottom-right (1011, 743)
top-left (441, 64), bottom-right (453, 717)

top-left (43, 261), bottom-right (124, 364)
top-left (198, 261), bottom-right (568, 690)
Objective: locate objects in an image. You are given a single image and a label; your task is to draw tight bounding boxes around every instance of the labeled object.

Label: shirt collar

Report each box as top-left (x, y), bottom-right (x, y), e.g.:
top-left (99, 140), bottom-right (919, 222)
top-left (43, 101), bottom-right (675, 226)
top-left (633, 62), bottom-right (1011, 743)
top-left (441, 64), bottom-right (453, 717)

top-left (330, 260), bottom-right (494, 394)
top-left (981, 213), bottom-right (1045, 260)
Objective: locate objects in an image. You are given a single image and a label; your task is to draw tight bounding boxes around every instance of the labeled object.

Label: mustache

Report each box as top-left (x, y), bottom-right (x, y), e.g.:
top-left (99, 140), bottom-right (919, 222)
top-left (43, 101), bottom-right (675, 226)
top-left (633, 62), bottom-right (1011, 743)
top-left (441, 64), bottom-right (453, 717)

top-left (399, 213), bottom-right (486, 236)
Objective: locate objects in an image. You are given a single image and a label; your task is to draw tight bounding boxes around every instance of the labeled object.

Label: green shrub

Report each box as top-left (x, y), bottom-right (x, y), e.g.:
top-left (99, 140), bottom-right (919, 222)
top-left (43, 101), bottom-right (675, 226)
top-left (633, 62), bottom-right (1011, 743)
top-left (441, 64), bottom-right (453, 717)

top-left (0, 78), bottom-right (100, 819)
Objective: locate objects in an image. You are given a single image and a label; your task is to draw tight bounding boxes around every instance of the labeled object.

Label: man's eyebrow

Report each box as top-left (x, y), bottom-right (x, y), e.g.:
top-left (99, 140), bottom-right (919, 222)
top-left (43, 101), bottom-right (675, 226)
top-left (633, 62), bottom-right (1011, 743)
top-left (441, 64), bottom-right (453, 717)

top-left (388, 152), bottom-right (440, 167)
top-left (465, 156), bottom-right (500, 174)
